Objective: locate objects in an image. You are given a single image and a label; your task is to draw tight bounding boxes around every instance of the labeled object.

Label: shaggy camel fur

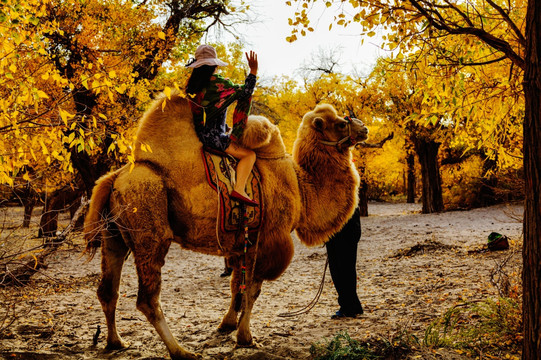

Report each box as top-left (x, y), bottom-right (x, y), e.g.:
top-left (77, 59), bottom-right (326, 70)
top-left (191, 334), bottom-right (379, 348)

top-left (83, 94), bottom-right (368, 360)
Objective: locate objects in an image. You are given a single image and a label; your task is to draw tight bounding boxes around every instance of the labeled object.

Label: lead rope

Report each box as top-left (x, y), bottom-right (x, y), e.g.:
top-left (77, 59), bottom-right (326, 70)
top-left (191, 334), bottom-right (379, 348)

top-left (234, 205), bottom-right (252, 312)
top-left (277, 256), bottom-right (329, 317)
top-left (212, 155), bottom-right (227, 253)
top-left (240, 207), bottom-right (249, 294)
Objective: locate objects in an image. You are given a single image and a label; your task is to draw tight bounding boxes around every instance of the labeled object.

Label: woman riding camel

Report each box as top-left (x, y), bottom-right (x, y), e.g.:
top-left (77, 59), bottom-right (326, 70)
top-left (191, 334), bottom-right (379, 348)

top-left (186, 44), bottom-right (259, 207)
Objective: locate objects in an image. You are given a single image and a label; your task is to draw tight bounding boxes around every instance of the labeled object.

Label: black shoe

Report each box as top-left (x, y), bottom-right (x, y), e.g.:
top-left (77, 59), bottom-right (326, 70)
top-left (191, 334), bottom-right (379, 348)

top-left (331, 307), bottom-right (364, 319)
top-left (220, 267), bottom-right (233, 277)
top-left (331, 310), bottom-right (356, 319)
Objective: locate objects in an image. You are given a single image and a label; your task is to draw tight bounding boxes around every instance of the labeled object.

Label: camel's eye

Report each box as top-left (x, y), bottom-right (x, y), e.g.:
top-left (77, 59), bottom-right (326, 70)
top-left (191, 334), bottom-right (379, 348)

top-left (337, 121), bottom-right (347, 130)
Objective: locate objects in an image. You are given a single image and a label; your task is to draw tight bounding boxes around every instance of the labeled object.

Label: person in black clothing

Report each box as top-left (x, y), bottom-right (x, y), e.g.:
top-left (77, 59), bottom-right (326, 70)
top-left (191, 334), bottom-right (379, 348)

top-left (326, 206), bottom-right (364, 319)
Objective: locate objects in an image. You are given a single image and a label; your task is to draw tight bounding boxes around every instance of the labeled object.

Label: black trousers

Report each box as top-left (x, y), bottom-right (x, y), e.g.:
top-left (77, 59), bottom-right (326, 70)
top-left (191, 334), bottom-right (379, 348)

top-left (325, 206), bottom-right (363, 315)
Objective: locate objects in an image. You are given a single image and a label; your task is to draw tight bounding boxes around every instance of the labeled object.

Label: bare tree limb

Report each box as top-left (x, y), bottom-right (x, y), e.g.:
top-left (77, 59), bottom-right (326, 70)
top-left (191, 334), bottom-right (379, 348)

top-left (0, 197), bottom-right (89, 287)
top-left (357, 133), bottom-right (394, 149)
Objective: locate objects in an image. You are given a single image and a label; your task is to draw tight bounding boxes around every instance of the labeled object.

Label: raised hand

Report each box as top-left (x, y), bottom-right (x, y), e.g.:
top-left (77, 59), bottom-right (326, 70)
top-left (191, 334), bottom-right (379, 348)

top-left (246, 51), bottom-right (258, 76)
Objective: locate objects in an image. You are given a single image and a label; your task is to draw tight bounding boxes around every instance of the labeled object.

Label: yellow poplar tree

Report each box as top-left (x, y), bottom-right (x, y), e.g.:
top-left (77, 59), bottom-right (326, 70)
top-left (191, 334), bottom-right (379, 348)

top-left (0, 0), bottom-right (240, 195)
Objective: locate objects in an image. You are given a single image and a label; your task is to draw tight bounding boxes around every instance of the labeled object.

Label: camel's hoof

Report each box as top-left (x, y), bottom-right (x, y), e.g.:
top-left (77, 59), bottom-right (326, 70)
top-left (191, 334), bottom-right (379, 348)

top-left (170, 351), bottom-right (201, 360)
top-left (235, 338), bottom-right (259, 349)
top-left (105, 339), bottom-right (129, 350)
top-left (217, 324), bottom-right (237, 334)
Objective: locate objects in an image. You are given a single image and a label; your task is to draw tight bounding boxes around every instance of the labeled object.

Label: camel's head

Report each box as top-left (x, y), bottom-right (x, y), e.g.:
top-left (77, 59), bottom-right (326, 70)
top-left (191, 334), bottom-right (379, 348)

top-left (304, 104), bottom-right (369, 152)
top-left (240, 115), bottom-right (286, 158)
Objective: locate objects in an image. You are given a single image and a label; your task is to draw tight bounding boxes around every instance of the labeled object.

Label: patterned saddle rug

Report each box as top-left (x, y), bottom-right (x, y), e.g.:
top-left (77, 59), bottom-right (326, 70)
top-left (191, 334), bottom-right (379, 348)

top-left (201, 147), bottom-right (263, 234)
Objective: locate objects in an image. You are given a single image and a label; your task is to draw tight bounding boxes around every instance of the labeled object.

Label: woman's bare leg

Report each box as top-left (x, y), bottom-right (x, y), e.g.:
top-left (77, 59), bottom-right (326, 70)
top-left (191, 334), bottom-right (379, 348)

top-left (225, 141), bottom-right (256, 199)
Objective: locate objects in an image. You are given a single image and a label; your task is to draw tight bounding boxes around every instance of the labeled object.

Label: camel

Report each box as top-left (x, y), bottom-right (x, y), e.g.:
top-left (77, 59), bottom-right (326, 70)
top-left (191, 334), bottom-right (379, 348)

top-left (83, 93), bottom-right (368, 360)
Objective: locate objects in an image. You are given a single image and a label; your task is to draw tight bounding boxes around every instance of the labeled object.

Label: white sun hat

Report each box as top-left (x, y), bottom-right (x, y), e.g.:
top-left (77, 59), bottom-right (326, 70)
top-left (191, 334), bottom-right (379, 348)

top-left (186, 44), bottom-right (228, 68)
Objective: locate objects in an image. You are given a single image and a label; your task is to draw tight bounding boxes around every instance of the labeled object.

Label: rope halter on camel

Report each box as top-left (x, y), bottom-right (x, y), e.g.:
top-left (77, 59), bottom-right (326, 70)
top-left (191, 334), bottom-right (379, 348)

top-left (318, 116), bottom-right (357, 152)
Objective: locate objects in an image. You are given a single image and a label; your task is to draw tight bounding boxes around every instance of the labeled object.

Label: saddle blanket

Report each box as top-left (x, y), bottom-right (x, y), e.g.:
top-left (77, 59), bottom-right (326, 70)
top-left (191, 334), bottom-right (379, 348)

top-left (201, 147), bottom-right (263, 234)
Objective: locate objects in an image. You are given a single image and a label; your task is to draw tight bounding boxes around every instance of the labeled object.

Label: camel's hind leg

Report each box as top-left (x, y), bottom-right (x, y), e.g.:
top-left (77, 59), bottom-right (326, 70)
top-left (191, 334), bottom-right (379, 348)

top-left (131, 236), bottom-right (199, 360)
top-left (110, 168), bottom-right (198, 360)
top-left (97, 225), bottom-right (129, 349)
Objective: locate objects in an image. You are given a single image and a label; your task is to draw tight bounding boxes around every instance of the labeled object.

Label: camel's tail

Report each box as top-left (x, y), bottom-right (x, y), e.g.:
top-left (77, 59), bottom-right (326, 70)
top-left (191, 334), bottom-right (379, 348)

top-left (83, 167), bottom-right (123, 260)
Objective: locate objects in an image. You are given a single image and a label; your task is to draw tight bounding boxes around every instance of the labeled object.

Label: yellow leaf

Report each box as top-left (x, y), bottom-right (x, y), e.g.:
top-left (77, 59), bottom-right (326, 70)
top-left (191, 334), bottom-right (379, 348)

top-left (158, 31), bottom-right (166, 40)
top-left (59, 108), bottom-right (73, 126)
top-left (116, 84), bottom-right (127, 94)
top-left (32, 253), bottom-right (38, 268)
top-left (164, 86), bottom-right (171, 99)
top-left (23, 173), bottom-right (30, 181)
top-left (4, 175), bottom-right (13, 186)
top-left (41, 73), bottom-right (50, 81)
top-left (109, 70), bottom-right (116, 78)
top-left (36, 90), bottom-right (49, 99)
top-left (286, 35), bottom-right (297, 43)
top-left (9, 64), bottom-right (16, 73)
top-left (132, 207), bottom-right (137, 213)
top-left (39, 140), bottom-right (49, 155)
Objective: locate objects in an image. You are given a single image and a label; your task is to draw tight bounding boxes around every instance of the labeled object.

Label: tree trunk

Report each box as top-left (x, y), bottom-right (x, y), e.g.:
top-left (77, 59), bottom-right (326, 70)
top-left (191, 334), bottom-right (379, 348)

top-left (22, 203), bottom-right (34, 228)
top-left (20, 184), bottom-right (39, 228)
top-left (406, 151), bottom-right (416, 203)
top-left (38, 180), bottom-right (85, 238)
top-left (414, 137), bottom-right (444, 213)
top-left (522, 1), bottom-right (541, 357)
top-left (475, 155), bottom-right (499, 207)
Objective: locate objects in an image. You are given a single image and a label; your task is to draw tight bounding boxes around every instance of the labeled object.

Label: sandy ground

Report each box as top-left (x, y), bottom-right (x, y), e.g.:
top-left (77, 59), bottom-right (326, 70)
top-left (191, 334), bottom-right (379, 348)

top-left (0, 202), bottom-right (523, 359)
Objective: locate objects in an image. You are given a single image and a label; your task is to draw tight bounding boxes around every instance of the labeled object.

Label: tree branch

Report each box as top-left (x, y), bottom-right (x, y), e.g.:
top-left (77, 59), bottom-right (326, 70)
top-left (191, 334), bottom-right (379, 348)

top-left (357, 133), bottom-right (394, 148)
top-left (408, 0), bottom-right (525, 70)
top-left (485, 0), bottom-right (526, 46)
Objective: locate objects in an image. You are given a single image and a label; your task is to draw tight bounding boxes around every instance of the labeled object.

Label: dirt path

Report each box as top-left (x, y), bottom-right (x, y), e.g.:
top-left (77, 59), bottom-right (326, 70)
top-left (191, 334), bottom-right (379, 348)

top-left (0, 202), bottom-right (523, 359)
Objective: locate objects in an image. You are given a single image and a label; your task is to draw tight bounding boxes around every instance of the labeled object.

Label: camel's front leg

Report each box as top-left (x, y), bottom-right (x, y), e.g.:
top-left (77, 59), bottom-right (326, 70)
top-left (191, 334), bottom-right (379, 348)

top-left (218, 256), bottom-right (241, 332)
top-left (236, 278), bottom-right (263, 346)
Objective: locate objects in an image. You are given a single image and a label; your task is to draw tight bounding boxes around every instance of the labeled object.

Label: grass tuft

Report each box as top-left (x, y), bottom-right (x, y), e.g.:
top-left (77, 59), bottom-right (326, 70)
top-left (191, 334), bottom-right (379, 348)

top-left (310, 330), bottom-right (414, 360)
top-left (423, 297), bottom-right (522, 357)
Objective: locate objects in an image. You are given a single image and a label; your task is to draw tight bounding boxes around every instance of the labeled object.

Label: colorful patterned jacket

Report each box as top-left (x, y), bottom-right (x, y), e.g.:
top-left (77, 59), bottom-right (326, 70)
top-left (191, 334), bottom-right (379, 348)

top-left (189, 74), bottom-right (256, 152)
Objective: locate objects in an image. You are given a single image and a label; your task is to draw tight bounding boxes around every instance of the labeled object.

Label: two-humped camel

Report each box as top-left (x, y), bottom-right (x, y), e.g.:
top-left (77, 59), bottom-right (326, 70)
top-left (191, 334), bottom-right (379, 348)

top-left (83, 93), bottom-right (368, 360)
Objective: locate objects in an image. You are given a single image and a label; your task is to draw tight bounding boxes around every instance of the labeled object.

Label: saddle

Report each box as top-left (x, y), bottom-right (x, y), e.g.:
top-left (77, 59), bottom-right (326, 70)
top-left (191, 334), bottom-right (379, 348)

top-left (201, 147), bottom-right (263, 234)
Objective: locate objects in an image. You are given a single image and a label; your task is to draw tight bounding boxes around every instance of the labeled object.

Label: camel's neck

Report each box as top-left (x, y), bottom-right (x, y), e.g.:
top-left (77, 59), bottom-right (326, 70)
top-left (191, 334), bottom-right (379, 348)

top-left (293, 139), bottom-right (360, 247)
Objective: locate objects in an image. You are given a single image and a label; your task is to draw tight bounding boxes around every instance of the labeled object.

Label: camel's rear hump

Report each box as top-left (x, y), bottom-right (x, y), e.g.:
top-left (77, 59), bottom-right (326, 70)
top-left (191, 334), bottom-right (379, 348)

top-left (83, 167), bottom-right (124, 259)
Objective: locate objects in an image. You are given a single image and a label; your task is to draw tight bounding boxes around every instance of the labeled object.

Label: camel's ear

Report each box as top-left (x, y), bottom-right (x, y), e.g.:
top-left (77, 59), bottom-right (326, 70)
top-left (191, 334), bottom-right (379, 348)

top-left (312, 117), bottom-right (325, 131)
